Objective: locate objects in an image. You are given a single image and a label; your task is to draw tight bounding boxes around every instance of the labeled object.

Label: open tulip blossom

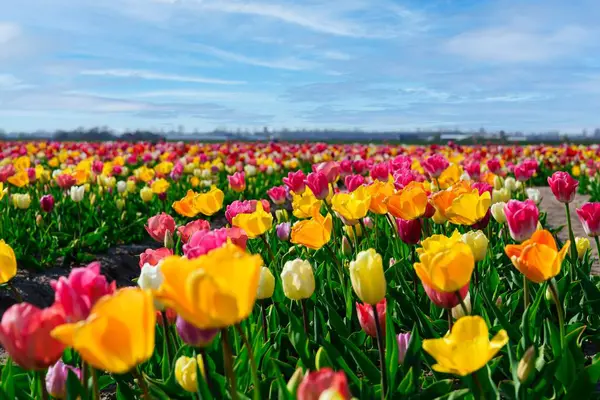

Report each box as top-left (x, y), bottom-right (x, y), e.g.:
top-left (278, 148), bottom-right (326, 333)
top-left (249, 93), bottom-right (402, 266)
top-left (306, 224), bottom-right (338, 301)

top-left (0, 140), bottom-right (598, 399)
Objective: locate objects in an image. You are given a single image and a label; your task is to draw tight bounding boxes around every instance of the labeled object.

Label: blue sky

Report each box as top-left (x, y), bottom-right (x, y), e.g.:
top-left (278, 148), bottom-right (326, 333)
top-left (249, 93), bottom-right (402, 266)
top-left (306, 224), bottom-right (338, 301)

top-left (1, 0), bottom-right (599, 133)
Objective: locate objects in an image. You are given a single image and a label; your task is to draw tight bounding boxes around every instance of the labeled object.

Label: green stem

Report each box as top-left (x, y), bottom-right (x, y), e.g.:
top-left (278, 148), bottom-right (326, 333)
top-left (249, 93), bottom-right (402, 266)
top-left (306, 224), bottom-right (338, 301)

top-left (259, 235), bottom-right (276, 265)
top-left (565, 204), bottom-right (578, 269)
top-left (455, 291), bottom-right (469, 316)
top-left (301, 299), bottom-right (309, 336)
top-left (471, 372), bottom-right (485, 399)
top-left (549, 280), bottom-right (566, 351)
top-left (260, 302), bottom-right (269, 342)
top-left (197, 347), bottom-right (211, 390)
top-left (91, 367), bottom-right (99, 400)
top-left (221, 329), bottom-right (239, 400)
top-left (132, 368), bottom-right (150, 399)
top-left (235, 325), bottom-right (261, 400)
top-left (372, 304), bottom-right (387, 400)
top-left (594, 236), bottom-right (600, 265)
top-left (358, 218), bottom-right (370, 248)
top-left (160, 311), bottom-right (172, 367)
top-left (523, 275), bottom-right (529, 309)
top-left (325, 243), bottom-right (344, 282)
top-left (38, 370), bottom-right (48, 400)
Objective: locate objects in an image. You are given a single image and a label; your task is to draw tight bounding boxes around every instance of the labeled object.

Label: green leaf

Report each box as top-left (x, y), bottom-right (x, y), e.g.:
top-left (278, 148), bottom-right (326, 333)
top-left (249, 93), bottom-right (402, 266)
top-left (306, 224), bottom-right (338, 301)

top-left (397, 367), bottom-right (414, 395)
top-left (66, 369), bottom-right (84, 400)
top-left (195, 354), bottom-right (213, 400)
top-left (481, 290), bottom-right (520, 342)
top-left (385, 301), bottom-right (398, 393)
top-left (338, 336), bottom-right (381, 384)
top-left (268, 359), bottom-right (293, 400)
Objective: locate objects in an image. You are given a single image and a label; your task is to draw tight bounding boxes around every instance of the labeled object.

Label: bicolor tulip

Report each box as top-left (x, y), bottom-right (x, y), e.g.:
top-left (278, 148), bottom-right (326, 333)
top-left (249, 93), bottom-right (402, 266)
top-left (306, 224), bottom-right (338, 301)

top-left (356, 299), bottom-right (386, 338)
top-left (397, 333), bottom-right (411, 364)
top-left (228, 171), bottom-right (246, 192)
top-left (267, 185), bottom-right (287, 205)
top-left (505, 230), bottom-right (569, 283)
top-left (297, 368), bottom-right (352, 400)
top-left (504, 200), bottom-right (539, 242)
top-left (422, 316), bottom-right (508, 376)
top-left (145, 213), bottom-right (176, 243)
top-left (183, 227), bottom-right (248, 259)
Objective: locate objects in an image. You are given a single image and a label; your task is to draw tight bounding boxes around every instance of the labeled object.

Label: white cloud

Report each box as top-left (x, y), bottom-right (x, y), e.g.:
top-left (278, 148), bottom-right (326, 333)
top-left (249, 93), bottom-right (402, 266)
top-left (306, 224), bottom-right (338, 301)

top-left (0, 73), bottom-right (33, 90)
top-left (321, 50), bottom-right (352, 61)
top-left (0, 22), bottom-right (20, 44)
top-left (445, 25), bottom-right (591, 63)
top-left (79, 69), bottom-right (245, 85)
top-left (194, 44), bottom-right (316, 70)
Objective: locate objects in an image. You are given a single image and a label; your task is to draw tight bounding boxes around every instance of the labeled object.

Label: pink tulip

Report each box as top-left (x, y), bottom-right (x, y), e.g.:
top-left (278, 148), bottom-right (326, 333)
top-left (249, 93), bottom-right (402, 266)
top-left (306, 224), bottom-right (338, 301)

top-left (370, 162), bottom-right (390, 182)
top-left (471, 182), bottom-right (493, 196)
top-left (504, 200), bottom-right (539, 242)
top-left (340, 160), bottom-right (353, 176)
top-left (283, 170), bottom-right (306, 194)
top-left (177, 219), bottom-right (210, 244)
top-left (312, 161), bottom-right (340, 184)
top-left (56, 174), bottom-right (76, 190)
top-left (46, 361), bottom-right (82, 398)
top-left (40, 194), bottom-right (55, 213)
top-left (393, 169), bottom-right (422, 190)
top-left (139, 247), bottom-right (173, 268)
top-left (344, 174), bottom-right (365, 192)
top-left (514, 164), bottom-right (535, 182)
top-left (92, 160), bottom-right (104, 174)
top-left (267, 185), bottom-right (287, 205)
top-left (305, 172), bottom-right (330, 200)
top-left (0, 164), bottom-right (15, 182)
top-left (356, 299), bottom-right (386, 338)
top-left (297, 368), bottom-right (352, 400)
top-left (0, 303), bottom-right (66, 370)
top-left (225, 200), bottom-right (270, 224)
top-left (51, 262), bottom-right (116, 322)
top-left (145, 213), bottom-right (176, 243)
top-left (390, 155), bottom-right (412, 172)
top-left (422, 154), bottom-right (449, 178)
top-left (183, 227), bottom-right (248, 259)
top-left (548, 171), bottom-right (579, 203)
top-left (397, 333), bottom-right (411, 364)
top-left (228, 171), bottom-right (246, 193)
top-left (576, 202), bottom-right (600, 237)
top-left (396, 218), bottom-right (422, 245)
top-left (423, 282), bottom-right (469, 309)
top-left (487, 158), bottom-right (502, 175)
top-left (352, 159), bottom-right (367, 175)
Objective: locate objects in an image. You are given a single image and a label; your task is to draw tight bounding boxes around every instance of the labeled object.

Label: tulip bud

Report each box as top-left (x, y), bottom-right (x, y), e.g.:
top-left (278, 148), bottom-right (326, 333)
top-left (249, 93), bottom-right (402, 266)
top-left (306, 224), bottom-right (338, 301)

top-left (36, 214), bottom-right (44, 227)
top-left (397, 333), bottom-right (411, 364)
top-left (356, 299), bottom-right (386, 338)
top-left (461, 231), bottom-right (488, 262)
top-left (281, 259), bottom-right (315, 300)
top-left (175, 355), bottom-right (206, 392)
top-left (276, 222), bottom-right (291, 241)
top-left (496, 296), bottom-right (502, 308)
top-left (276, 209), bottom-right (289, 223)
top-left (504, 177), bottom-right (517, 192)
top-left (46, 361), bottom-right (81, 399)
top-left (257, 266), bottom-right (275, 300)
top-left (517, 346), bottom-right (536, 383)
top-left (287, 368), bottom-right (304, 395)
top-left (493, 175), bottom-right (503, 190)
top-left (175, 316), bottom-right (218, 348)
top-left (349, 249), bottom-right (386, 305)
top-left (575, 237), bottom-right (590, 260)
top-left (341, 236), bottom-right (352, 256)
top-left (116, 198), bottom-right (125, 210)
top-left (138, 264), bottom-right (165, 310)
top-left (451, 292), bottom-right (472, 319)
top-left (545, 286), bottom-right (553, 302)
top-left (363, 217), bottom-right (373, 229)
top-left (164, 230), bottom-right (174, 249)
top-left (491, 202), bottom-right (506, 224)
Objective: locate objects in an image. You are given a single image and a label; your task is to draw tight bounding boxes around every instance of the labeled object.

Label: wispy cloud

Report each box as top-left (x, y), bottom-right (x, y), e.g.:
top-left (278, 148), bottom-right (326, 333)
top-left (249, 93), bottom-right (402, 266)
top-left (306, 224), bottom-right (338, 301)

top-left (193, 44), bottom-right (316, 70)
top-left (79, 69), bottom-right (245, 85)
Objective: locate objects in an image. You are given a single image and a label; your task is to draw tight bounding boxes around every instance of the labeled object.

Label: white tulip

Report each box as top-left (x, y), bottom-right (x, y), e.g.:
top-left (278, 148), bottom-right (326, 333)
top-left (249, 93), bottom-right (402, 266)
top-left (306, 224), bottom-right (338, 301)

top-left (138, 263), bottom-right (165, 310)
top-left (70, 185), bottom-right (85, 203)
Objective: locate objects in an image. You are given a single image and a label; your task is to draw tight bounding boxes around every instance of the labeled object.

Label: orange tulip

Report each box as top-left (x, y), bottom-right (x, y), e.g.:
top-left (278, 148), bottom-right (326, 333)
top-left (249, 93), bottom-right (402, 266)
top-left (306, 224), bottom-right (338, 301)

top-left (291, 210), bottom-right (333, 250)
top-left (366, 180), bottom-right (395, 215)
top-left (386, 181), bottom-right (429, 220)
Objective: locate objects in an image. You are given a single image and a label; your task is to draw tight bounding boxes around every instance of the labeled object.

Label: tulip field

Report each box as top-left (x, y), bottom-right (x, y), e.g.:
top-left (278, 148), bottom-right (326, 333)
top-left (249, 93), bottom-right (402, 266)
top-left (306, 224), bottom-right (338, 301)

top-left (0, 141), bottom-right (599, 400)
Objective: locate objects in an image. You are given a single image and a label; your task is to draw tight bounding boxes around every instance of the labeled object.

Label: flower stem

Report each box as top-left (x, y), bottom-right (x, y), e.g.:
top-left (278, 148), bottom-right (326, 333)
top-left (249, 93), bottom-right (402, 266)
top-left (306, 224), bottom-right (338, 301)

top-left (455, 291), bottom-right (469, 316)
top-left (260, 302), bottom-right (269, 342)
top-left (38, 370), bottom-right (48, 400)
top-left (325, 243), bottom-right (344, 282)
top-left (594, 236), bottom-right (600, 265)
top-left (447, 309), bottom-right (453, 331)
top-left (235, 325), bottom-right (261, 400)
top-left (132, 368), bottom-right (150, 399)
top-left (372, 303), bottom-right (387, 400)
top-left (301, 299), bottom-right (309, 336)
top-left (91, 367), bottom-right (99, 400)
top-left (221, 328), bottom-right (239, 400)
top-left (565, 204), bottom-right (578, 270)
top-left (548, 280), bottom-right (566, 351)
top-left (197, 347), bottom-right (211, 390)
top-left (259, 235), bottom-right (276, 266)
top-left (160, 311), bottom-right (172, 368)
top-left (523, 275), bottom-right (529, 309)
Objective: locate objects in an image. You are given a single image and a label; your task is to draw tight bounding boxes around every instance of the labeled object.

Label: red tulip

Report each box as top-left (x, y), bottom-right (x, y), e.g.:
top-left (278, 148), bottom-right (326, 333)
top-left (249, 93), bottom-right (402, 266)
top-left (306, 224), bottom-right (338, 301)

top-left (577, 202), bottom-right (600, 237)
top-left (177, 219), bottom-right (210, 244)
top-left (56, 174), bottom-right (76, 190)
top-left (422, 154), bottom-right (449, 179)
top-left (283, 170), bottom-right (306, 194)
top-left (504, 200), bottom-right (539, 242)
top-left (139, 247), bottom-right (173, 268)
top-left (51, 262), bottom-right (116, 322)
top-left (305, 172), bottom-right (330, 200)
top-left (396, 218), bottom-right (422, 245)
top-left (0, 302), bottom-right (66, 370)
top-left (267, 185), bottom-right (287, 205)
top-left (356, 299), bottom-right (386, 338)
top-left (228, 171), bottom-right (246, 193)
top-left (352, 159), bottom-right (367, 175)
top-left (370, 162), bottom-right (390, 182)
top-left (297, 368), bottom-right (352, 400)
top-left (423, 282), bottom-right (469, 309)
top-left (145, 213), bottom-right (176, 243)
top-left (548, 171), bottom-right (579, 203)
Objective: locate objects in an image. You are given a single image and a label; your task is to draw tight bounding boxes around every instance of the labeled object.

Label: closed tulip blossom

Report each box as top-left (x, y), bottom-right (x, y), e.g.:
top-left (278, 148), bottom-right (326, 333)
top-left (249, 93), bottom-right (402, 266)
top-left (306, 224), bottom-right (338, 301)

top-left (154, 243), bottom-right (263, 329)
top-left (232, 201), bottom-right (274, 238)
top-left (228, 171), bottom-right (246, 192)
top-left (397, 333), bottom-right (411, 364)
top-left (576, 203), bottom-right (600, 237)
top-left (505, 230), bottom-right (569, 283)
top-left (461, 230), bottom-right (488, 262)
top-left (349, 249), bottom-right (386, 305)
top-left (297, 368), bottom-right (352, 400)
top-left (0, 302), bottom-right (66, 370)
top-left (40, 194), bottom-right (55, 213)
top-left (51, 262), bottom-right (116, 322)
top-left (422, 154), bottom-right (449, 179)
top-left (177, 219), bottom-right (210, 244)
top-left (414, 231), bottom-right (474, 293)
top-left (345, 174), bottom-right (365, 192)
top-left (576, 237), bottom-right (590, 259)
top-left (175, 355), bottom-right (206, 393)
top-left (423, 282), bottom-right (470, 309)
top-left (386, 181), bottom-right (429, 220)
top-left (12, 193), bottom-right (31, 209)
top-left (145, 213), bottom-right (176, 243)
top-left (356, 299), bottom-right (386, 338)
top-left (281, 259), bottom-right (315, 300)
top-left (0, 240), bottom-right (17, 284)
top-left (276, 222), bottom-right (291, 241)
top-left (491, 202), bottom-right (507, 224)
top-left (514, 164), bottom-right (535, 182)
top-left (331, 185), bottom-right (372, 224)
top-left (504, 200), bottom-right (539, 242)
top-left (431, 181), bottom-right (491, 226)
top-left (267, 185), bottom-right (287, 205)
top-left (175, 316), bottom-right (218, 348)
top-left (548, 171), bottom-right (579, 203)
top-left (70, 185), bottom-right (85, 202)
top-left (313, 161), bottom-right (341, 184)
top-left (396, 218), bottom-right (422, 245)
top-left (257, 266), bottom-right (276, 300)
top-left (46, 360), bottom-right (81, 399)
top-left (283, 170), bottom-right (306, 194)
top-left (305, 172), bottom-right (330, 200)
top-left (487, 158), bottom-right (502, 175)
top-left (140, 186), bottom-right (154, 203)
top-left (370, 162), bottom-right (390, 182)
top-left (291, 210), bottom-right (333, 250)
top-left (464, 161), bottom-right (481, 181)
top-left (422, 316), bottom-right (508, 376)
top-left (139, 247), bottom-right (172, 268)
top-left (52, 288), bottom-right (156, 374)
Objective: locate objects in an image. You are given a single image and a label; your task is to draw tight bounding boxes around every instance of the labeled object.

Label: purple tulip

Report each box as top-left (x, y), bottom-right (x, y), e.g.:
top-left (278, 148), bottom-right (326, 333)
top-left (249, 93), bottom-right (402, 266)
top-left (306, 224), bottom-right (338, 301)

top-left (46, 360), bottom-right (81, 399)
top-left (176, 316), bottom-right (218, 348)
top-left (397, 333), bottom-right (411, 364)
top-left (276, 222), bottom-right (291, 241)
top-left (40, 194), bottom-right (55, 213)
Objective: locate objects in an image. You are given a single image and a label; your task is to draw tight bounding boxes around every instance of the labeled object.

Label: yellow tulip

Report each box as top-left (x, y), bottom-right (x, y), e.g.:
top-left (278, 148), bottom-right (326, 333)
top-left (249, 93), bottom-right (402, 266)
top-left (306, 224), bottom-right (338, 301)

top-left (136, 166), bottom-right (155, 183)
top-left (51, 288), bottom-right (155, 374)
top-left (173, 190), bottom-right (199, 217)
top-left (0, 240), bottom-right (17, 284)
top-left (193, 187), bottom-right (224, 216)
top-left (151, 178), bottom-right (170, 194)
top-left (140, 187), bottom-right (154, 203)
top-left (290, 210), bottom-right (333, 250)
top-left (0, 182), bottom-right (5, 200)
top-left (422, 316), bottom-right (508, 376)
top-left (154, 243), bottom-right (263, 329)
top-left (365, 179), bottom-right (395, 215)
top-left (414, 230), bottom-right (474, 292)
top-left (505, 230), bottom-right (569, 283)
top-left (12, 193), bottom-right (31, 209)
top-left (331, 186), bottom-right (371, 224)
top-left (576, 237), bottom-right (590, 260)
top-left (13, 156), bottom-right (31, 171)
top-left (232, 201), bottom-right (273, 238)
top-left (154, 161), bottom-right (174, 176)
top-left (386, 181), bottom-right (429, 220)
top-left (292, 188), bottom-right (322, 219)
top-left (431, 182), bottom-right (491, 226)
top-left (7, 170), bottom-right (29, 188)
top-left (175, 355), bottom-right (206, 393)
top-left (437, 164), bottom-right (462, 190)
top-left (349, 249), bottom-right (386, 305)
